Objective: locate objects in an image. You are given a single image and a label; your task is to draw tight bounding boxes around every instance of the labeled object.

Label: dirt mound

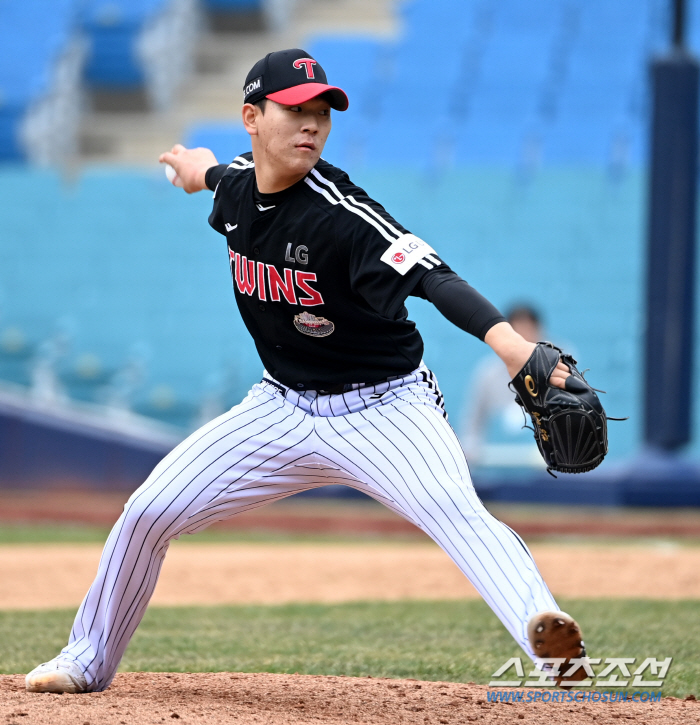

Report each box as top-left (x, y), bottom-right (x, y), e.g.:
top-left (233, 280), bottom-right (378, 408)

top-left (1, 672), bottom-right (696, 725)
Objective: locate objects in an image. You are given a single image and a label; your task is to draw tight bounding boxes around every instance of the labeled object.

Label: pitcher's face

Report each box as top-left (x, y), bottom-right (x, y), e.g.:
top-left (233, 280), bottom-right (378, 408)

top-left (245, 97), bottom-right (332, 178)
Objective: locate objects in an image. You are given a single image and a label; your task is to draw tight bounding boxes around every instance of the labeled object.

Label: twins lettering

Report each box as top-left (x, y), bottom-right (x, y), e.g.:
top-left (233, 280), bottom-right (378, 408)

top-left (230, 251), bottom-right (323, 306)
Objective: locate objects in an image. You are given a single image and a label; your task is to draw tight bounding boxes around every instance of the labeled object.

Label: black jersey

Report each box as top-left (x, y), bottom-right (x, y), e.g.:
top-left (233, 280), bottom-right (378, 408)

top-left (207, 153), bottom-right (444, 391)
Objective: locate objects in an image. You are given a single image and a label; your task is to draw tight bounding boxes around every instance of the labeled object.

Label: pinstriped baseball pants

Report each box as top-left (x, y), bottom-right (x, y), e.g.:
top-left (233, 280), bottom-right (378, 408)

top-left (60, 363), bottom-right (559, 691)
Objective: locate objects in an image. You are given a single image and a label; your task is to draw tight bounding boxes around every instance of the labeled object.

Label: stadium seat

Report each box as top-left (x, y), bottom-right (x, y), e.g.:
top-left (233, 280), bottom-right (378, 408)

top-left (453, 121), bottom-right (533, 166)
top-left (306, 36), bottom-right (388, 118)
top-left (185, 123), bottom-right (252, 163)
top-left (82, 0), bottom-right (165, 88)
top-left (0, 327), bottom-right (34, 387)
top-left (82, 0), bottom-right (198, 110)
top-left (320, 114), bottom-right (369, 171)
top-left (134, 382), bottom-right (198, 428)
top-left (337, 0), bottom-right (659, 169)
top-left (0, 0), bottom-right (84, 162)
top-left (204, 0), bottom-right (260, 6)
top-left (400, 0), bottom-right (475, 41)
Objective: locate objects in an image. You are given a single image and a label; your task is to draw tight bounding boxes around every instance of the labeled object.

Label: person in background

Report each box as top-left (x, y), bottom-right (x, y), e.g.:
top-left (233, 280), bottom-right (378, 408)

top-left (460, 305), bottom-right (546, 468)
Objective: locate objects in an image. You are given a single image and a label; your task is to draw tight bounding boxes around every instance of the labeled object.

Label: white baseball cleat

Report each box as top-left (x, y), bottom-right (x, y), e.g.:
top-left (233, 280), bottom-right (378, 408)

top-left (25, 658), bottom-right (87, 694)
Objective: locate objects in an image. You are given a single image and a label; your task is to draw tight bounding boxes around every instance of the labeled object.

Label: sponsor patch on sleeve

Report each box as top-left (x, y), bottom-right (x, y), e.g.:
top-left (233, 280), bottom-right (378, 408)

top-left (380, 234), bottom-right (439, 276)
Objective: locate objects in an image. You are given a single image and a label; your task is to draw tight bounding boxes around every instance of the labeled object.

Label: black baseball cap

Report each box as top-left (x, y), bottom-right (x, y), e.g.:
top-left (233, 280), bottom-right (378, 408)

top-left (243, 48), bottom-right (349, 111)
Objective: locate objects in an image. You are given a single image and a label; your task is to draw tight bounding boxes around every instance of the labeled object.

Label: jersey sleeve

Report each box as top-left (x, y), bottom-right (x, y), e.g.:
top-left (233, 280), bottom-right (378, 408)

top-left (307, 168), bottom-right (444, 319)
top-left (207, 152), bottom-right (255, 236)
top-left (205, 164), bottom-right (228, 191)
top-left (418, 265), bottom-right (506, 340)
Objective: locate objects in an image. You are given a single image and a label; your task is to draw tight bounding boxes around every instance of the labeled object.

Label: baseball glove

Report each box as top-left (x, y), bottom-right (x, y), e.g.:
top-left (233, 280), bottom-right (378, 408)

top-left (510, 342), bottom-right (611, 475)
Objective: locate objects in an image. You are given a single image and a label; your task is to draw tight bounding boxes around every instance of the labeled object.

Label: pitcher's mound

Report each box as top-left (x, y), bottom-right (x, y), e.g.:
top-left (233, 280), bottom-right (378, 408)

top-left (2, 672), bottom-right (695, 724)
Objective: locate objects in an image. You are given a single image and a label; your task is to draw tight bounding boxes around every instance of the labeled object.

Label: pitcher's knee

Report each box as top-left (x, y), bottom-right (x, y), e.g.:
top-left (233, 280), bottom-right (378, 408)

top-left (120, 490), bottom-right (180, 543)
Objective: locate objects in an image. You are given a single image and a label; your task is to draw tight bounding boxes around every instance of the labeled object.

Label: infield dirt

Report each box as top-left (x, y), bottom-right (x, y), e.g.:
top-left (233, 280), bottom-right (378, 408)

top-left (0, 541), bottom-right (699, 609)
top-left (2, 672), bottom-right (697, 725)
top-left (2, 493), bottom-right (698, 723)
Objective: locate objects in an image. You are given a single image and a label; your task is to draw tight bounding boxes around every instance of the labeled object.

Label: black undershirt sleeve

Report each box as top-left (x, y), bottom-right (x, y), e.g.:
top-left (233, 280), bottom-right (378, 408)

top-left (414, 265), bottom-right (506, 341)
top-left (205, 164), bottom-right (228, 191)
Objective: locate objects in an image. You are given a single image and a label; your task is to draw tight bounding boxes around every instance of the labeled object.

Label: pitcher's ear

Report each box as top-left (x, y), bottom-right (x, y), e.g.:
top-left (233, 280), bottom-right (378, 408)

top-left (242, 103), bottom-right (259, 135)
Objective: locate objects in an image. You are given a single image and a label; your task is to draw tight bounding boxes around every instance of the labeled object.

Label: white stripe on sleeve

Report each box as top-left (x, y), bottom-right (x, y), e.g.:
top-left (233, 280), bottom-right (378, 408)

top-left (304, 177), bottom-right (400, 243)
top-left (309, 169), bottom-right (404, 240)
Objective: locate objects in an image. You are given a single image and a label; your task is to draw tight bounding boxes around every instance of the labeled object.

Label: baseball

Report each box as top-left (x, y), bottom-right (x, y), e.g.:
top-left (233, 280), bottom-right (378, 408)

top-left (164, 163), bottom-right (180, 185)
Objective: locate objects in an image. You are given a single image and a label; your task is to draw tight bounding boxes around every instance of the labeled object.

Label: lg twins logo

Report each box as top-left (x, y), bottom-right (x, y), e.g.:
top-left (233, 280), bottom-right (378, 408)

top-left (381, 234), bottom-right (441, 276)
top-left (293, 58), bottom-right (317, 79)
top-left (229, 250), bottom-right (324, 307)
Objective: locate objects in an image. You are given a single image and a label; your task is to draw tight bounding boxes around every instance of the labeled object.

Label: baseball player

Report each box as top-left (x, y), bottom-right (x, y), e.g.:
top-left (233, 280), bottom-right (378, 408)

top-left (26, 49), bottom-right (587, 694)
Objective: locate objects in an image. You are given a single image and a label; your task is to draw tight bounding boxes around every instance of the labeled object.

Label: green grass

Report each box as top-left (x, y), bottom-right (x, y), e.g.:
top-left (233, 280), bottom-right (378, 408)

top-left (3, 522), bottom-right (700, 549)
top-left (0, 524), bottom-right (112, 544)
top-left (1, 599), bottom-right (697, 698)
top-left (0, 523), bottom-right (427, 545)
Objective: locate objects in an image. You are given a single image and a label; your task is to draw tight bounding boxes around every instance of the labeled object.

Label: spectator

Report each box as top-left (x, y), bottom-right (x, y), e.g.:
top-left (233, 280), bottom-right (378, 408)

top-left (460, 305), bottom-right (546, 468)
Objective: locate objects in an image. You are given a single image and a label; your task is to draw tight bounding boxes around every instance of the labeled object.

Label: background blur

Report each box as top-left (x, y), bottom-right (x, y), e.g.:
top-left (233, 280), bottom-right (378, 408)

top-left (0, 0), bottom-right (698, 505)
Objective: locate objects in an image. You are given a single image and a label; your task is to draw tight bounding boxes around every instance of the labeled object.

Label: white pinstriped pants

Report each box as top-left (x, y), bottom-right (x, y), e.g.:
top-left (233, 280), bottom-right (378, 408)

top-left (61, 363), bottom-right (558, 691)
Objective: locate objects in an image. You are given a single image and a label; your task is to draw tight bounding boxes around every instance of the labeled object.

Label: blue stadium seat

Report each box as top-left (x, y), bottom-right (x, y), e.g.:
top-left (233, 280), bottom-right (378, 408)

top-left (453, 121), bottom-right (531, 166)
top-left (82, 0), bottom-right (167, 88)
top-left (320, 114), bottom-right (369, 170)
top-left (306, 36), bottom-right (388, 117)
top-left (542, 123), bottom-right (609, 165)
top-left (331, 0), bottom-right (659, 168)
top-left (61, 354), bottom-right (114, 404)
top-left (0, 0), bottom-right (82, 160)
top-left (0, 167), bottom-right (261, 429)
top-left (0, 327), bottom-right (34, 387)
top-left (185, 123), bottom-right (252, 163)
top-left (202, 0), bottom-right (261, 8)
top-left (134, 383), bottom-right (198, 428)
top-left (362, 120), bottom-right (444, 169)
top-left (400, 0), bottom-right (475, 41)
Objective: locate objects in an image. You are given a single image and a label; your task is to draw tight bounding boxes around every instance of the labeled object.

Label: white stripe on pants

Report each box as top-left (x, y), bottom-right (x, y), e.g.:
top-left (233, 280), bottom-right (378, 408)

top-left (61, 364), bottom-right (558, 691)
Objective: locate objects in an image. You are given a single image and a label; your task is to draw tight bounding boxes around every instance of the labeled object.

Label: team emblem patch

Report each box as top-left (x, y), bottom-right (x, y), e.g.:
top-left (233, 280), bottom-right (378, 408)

top-left (294, 311), bottom-right (335, 337)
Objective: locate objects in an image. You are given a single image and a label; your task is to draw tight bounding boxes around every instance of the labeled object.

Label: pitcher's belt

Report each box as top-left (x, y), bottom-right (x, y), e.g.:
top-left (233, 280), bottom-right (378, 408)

top-left (261, 373), bottom-right (406, 396)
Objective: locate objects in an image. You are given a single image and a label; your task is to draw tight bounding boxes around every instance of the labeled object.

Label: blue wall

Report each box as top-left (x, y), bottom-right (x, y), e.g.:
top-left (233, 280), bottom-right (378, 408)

top-left (0, 168), bottom-right (253, 415)
top-left (0, 164), bottom-right (654, 461)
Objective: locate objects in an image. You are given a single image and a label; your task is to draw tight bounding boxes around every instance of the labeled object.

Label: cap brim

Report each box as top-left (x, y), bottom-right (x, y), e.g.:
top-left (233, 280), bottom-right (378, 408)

top-left (266, 83), bottom-right (349, 111)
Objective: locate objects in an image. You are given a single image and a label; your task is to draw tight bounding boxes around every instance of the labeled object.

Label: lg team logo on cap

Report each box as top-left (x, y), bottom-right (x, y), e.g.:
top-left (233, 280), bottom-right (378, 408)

top-left (293, 58), bottom-right (317, 79)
